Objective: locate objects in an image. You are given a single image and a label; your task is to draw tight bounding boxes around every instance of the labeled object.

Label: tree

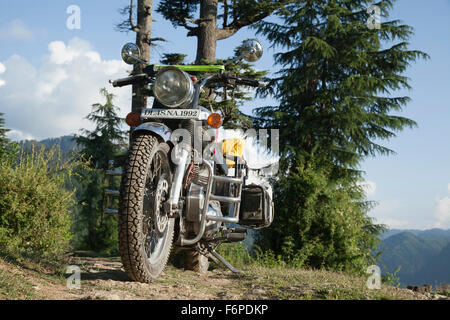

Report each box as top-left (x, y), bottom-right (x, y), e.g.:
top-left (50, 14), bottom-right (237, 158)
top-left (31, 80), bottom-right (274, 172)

top-left (0, 112), bottom-right (10, 151)
top-left (116, 0), bottom-right (157, 114)
top-left (76, 88), bottom-right (127, 169)
top-left (258, 155), bottom-right (384, 273)
top-left (254, 0), bottom-right (428, 273)
top-left (157, 0), bottom-right (292, 63)
top-left (74, 88), bottom-right (127, 253)
top-left (160, 53), bottom-right (188, 66)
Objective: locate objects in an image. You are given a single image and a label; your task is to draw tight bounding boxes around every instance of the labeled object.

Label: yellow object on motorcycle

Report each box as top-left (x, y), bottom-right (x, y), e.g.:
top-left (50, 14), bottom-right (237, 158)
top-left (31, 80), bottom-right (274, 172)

top-left (222, 138), bottom-right (245, 168)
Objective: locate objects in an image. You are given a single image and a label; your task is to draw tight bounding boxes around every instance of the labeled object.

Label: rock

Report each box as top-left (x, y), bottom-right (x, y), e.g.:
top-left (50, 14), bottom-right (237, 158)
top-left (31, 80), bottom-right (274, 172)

top-left (252, 289), bottom-right (266, 295)
top-left (407, 285), bottom-right (432, 294)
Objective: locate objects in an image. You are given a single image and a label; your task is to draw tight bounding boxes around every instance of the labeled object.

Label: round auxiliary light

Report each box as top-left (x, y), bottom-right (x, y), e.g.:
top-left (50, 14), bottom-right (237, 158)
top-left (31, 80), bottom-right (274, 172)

top-left (126, 112), bottom-right (142, 127)
top-left (207, 113), bottom-right (223, 128)
top-left (153, 66), bottom-right (194, 108)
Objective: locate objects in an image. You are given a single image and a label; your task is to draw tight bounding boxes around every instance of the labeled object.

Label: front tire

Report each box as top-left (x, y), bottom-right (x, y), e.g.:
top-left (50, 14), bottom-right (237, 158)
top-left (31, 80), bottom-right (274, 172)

top-left (118, 134), bottom-right (174, 283)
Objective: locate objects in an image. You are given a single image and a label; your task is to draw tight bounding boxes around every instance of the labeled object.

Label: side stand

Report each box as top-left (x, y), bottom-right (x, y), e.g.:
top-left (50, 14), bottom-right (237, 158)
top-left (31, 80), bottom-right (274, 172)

top-left (203, 244), bottom-right (244, 274)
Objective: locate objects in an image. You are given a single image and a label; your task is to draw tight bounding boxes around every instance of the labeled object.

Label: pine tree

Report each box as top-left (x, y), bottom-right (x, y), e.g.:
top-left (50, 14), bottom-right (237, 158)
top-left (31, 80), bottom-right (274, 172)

top-left (0, 113), bottom-right (13, 161)
top-left (156, 0), bottom-right (292, 63)
top-left (160, 53), bottom-right (188, 66)
top-left (0, 112), bottom-right (10, 150)
top-left (73, 88), bottom-right (127, 253)
top-left (76, 88), bottom-right (127, 169)
top-left (254, 0), bottom-right (428, 273)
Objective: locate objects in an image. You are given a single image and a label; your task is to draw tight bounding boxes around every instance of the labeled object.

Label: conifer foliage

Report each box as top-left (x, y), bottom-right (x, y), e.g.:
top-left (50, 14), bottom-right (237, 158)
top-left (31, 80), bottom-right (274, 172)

top-left (254, 0), bottom-right (428, 273)
top-left (0, 112), bottom-right (9, 153)
top-left (76, 88), bottom-right (127, 169)
top-left (156, 0), bottom-right (292, 63)
top-left (73, 88), bottom-right (127, 253)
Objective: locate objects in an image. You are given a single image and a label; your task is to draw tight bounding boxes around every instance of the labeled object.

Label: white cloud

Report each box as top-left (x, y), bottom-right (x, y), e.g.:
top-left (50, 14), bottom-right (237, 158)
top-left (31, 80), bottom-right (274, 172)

top-left (375, 218), bottom-right (412, 229)
top-left (0, 37), bottom-right (132, 140)
top-left (0, 62), bottom-right (5, 87)
top-left (432, 196), bottom-right (450, 229)
top-left (0, 19), bottom-right (33, 41)
top-left (426, 184), bottom-right (450, 229)
top-left (6, 129), bottom-right (35, 142)
top-left (368, 200), bottom-right (418, 229)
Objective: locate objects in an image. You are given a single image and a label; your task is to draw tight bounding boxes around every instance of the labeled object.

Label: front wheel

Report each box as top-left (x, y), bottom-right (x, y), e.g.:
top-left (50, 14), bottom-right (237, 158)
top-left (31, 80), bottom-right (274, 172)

top-left (118, 133), bottom-right (174, 283)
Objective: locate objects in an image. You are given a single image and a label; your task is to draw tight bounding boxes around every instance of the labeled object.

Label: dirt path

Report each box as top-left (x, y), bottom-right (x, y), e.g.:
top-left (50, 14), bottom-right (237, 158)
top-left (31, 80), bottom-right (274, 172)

top-left (66, 256), bottom-right (245, 300)
top-left (2, 255), bottom-right (449, 300)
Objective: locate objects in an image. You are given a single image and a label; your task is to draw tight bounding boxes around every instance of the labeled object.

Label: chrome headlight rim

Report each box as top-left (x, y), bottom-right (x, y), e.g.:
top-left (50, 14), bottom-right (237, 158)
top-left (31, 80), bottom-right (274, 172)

top-left (153, 66), bottom-right (194, 108)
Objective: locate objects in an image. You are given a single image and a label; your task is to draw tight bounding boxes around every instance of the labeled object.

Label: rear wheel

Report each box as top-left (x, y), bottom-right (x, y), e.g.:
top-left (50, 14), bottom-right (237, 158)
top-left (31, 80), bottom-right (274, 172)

top-left (184, 249), bottom-right (210, 274)
top-left (118, 134), bottom-right (174, 283)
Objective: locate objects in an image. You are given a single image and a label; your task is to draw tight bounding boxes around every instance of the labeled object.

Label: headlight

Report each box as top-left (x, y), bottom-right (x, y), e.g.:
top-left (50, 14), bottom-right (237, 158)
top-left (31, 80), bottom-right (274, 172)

top-left (153, 66), bottom-right (194, 108)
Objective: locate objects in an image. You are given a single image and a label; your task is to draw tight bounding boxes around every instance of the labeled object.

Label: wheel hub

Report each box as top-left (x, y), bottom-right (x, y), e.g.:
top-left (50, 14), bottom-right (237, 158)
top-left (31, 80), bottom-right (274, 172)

top-left (154, 176), bottom-right (169, 234)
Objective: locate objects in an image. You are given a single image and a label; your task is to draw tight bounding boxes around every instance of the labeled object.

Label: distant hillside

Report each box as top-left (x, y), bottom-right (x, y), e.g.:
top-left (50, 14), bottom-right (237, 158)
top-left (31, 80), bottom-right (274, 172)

top-left (17, 135), bottom-right (79, 160)
top-left (379, 228), bottom-right (450, 240)
top-left (39, 135), bottom-right (78, 152)
top-left (378, 229), bottom-right (450, 287)
top-left (414, 242), bottom-right (450, 286)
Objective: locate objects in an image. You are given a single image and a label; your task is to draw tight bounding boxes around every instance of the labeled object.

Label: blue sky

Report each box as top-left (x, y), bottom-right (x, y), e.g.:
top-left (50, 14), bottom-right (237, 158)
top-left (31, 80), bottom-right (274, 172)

top-left (0, 0), bottom-right (449, 230)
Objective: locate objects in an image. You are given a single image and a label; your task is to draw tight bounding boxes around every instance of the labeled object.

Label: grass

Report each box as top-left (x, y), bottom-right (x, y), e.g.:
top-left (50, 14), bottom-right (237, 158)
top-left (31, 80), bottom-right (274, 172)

top-left (161, 262), bottom-right (425, 300)
top-left (0, 265), bottom-right (37, 300)
top-left (224, 265), bottom-right (423, 300)
top-left (435, 290), bottom-right (450, 297)
top-left (0, 252), bottom-right (71, 300)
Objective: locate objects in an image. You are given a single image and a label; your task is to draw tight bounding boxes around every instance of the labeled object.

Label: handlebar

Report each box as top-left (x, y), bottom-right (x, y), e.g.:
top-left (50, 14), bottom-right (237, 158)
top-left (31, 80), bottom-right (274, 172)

top-left (217, 73), bottom-right (266, 88)
top-left (109, 73), bottom-right (149, 88)
top-left (109, 67), bottom-right (265, 91)
top-left (234, 76), bottom-right (266, 88)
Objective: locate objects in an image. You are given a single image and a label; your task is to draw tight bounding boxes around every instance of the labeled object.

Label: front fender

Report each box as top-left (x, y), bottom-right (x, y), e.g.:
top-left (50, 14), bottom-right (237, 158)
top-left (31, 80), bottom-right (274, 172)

top-left (132, 122), bottom-right (172, 143)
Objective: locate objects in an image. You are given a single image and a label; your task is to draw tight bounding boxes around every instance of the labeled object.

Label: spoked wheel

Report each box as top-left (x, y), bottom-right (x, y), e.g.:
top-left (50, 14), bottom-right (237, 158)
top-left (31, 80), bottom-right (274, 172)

top-left (119, 133), bottom-right (174, 283)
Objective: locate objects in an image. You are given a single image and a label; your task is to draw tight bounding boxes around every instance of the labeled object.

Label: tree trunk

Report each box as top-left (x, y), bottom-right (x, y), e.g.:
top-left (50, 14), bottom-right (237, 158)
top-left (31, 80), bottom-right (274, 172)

top-left (195, 0), bottom-right (218, 64)
top-left (132, 0), bottom-right (153, 114)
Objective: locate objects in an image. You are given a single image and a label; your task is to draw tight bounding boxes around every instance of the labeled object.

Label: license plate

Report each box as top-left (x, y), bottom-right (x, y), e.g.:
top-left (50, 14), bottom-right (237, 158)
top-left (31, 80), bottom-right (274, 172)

top-left (141, 108), bottom-right (201, 119)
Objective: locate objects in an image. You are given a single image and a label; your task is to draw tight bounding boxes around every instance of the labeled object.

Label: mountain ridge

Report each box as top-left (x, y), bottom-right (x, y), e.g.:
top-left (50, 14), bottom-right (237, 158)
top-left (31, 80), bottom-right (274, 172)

top-left (378, 229), bottom-right (450, 287)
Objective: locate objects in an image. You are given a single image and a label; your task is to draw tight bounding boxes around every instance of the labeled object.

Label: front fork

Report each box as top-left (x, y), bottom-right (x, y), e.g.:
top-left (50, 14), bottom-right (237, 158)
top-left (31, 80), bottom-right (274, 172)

top-left (164, 146), bottom-right (189, 216)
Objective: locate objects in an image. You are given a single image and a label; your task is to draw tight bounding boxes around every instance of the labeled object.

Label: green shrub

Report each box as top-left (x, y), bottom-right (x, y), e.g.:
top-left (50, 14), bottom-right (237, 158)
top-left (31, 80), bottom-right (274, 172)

top-left (0, 145), bottom-right (80, 259)
top-left (216, 243), bottom-right (253, 269)
top-left (381, 265), bottom-right (401, 287)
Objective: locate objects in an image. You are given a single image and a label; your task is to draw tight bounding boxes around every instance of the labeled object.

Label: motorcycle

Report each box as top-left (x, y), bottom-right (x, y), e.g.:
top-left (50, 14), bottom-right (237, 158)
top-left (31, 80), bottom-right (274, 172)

top-left (107, 39), bottom-right (275, 283)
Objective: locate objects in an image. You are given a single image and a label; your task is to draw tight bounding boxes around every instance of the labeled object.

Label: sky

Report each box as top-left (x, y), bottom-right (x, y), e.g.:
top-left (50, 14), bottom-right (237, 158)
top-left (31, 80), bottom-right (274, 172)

top-left (0, 0), bottom-right (449, 230)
